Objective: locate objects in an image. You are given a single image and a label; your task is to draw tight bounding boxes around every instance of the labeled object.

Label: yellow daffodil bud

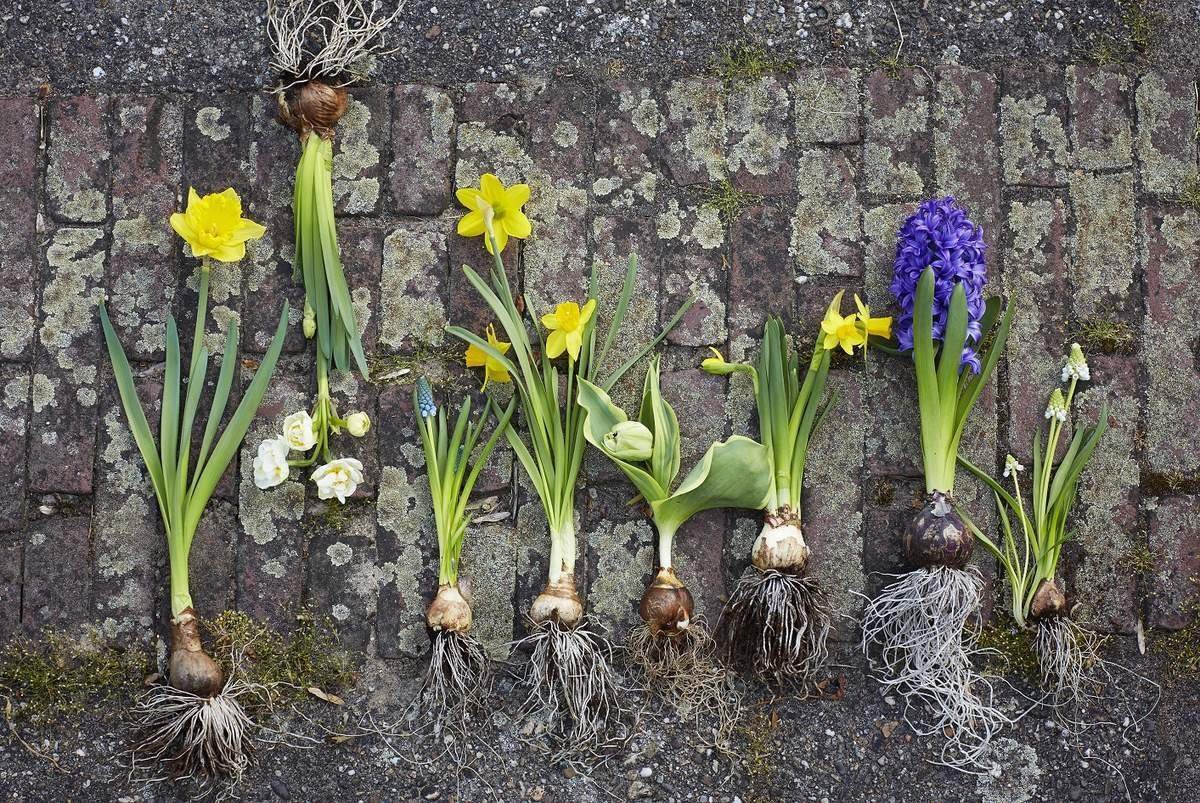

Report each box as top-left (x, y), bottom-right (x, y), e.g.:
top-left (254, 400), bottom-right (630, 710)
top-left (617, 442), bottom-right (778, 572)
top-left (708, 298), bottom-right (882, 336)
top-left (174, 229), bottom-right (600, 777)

top-left (346, 411), bottom-right (371, 438)
top-left (303, 300), bottom-right (316, 339)
top-left (603, 421), bottom-right (654, 462)
top-left (700, 347), bottom-right (753, 377)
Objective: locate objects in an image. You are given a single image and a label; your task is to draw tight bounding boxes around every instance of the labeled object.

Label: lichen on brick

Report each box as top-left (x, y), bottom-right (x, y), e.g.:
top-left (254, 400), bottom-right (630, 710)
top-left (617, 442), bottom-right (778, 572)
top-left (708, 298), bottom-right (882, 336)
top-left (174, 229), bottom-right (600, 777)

top-left (665, 78), bottom-right (728, 182)
top-left (727, 77), bottom-right (790, 178)
top-left (1001, 93), bottom-right (1069, 186)
top-left (789, 149), bottom-right (860, 276)
top-left (195, 106), bottom-right (231, 141)
top-left (587, 514), bottom-right (653, 636)
top-left (42, 227), bottom-right (105, 383)
top-left (1135, 73), bottom-right (1197, 195)
top-left (376, 464), bottom-right (431, 656)
top-left (1069, 170), bottom-right (1135, 318)
top-left (333, 97), bottom-right (381, 214)
top-left (380, 224), bottom-right (447, 351)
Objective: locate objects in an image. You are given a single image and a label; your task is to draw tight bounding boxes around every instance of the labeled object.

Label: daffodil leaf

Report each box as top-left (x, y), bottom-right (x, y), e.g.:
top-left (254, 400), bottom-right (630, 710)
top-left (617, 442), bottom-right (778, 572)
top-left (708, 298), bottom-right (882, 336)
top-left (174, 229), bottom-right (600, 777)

top-left (190, 323), bottom-right (238, 498)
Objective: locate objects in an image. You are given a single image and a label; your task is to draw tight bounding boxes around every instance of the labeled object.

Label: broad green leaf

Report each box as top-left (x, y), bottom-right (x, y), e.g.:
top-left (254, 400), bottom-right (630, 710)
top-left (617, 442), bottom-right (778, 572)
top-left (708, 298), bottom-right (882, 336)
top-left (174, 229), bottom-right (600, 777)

top-left (577, 377), bottom-right (667, 503)
top-left (652, 436), bottom-right (771, 536)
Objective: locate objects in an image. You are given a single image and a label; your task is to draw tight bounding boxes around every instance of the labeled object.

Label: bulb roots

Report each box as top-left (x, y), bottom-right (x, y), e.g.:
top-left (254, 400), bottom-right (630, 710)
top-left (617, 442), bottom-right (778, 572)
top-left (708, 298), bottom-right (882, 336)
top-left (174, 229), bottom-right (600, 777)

top-left (716, 567), bottom-right (831, 681)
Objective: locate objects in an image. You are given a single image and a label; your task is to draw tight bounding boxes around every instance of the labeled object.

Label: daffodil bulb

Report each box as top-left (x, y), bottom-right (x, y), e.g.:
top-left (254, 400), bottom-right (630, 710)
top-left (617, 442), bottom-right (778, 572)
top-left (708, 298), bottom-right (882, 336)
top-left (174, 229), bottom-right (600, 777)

top-left (751, 518), bottom-right (810, 573)
top-left (345, 411), bottom-right (371, 438)
top-left (603, 420), bottom-right (653, 461)
top-left (1062, 342), bottom-right (1090, 382)
top-left (312, 457), bottom-right (365, 504)
top-left (282, 410), bottom-right (317, 451)
top-left (253, 436), bottom-right (291, 489)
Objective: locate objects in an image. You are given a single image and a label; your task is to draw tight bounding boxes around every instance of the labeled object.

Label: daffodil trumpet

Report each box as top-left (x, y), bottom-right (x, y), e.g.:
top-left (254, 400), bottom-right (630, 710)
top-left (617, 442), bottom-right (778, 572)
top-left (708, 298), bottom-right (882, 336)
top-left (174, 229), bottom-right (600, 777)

top-left (447, 182), bottom-right (691, 756)
top-left (958, 347), bottom-right (1154, 729)
top-left (859, 198), bottom-right (1016, 772)
top-left (407, 377), bottom-right (515, 734)
top-left (703, 302), bottom-right (859, 682)
top-left (577, 358), bottom-right (768, 739)
top-left (100, 190), bottom-right (288, 784)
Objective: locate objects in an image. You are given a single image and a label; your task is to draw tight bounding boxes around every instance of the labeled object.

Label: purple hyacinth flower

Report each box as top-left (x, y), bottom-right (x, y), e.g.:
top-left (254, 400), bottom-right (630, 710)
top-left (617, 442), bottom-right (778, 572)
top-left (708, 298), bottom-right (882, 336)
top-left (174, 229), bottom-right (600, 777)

top-left (890, 196), bottom-right (988, 373)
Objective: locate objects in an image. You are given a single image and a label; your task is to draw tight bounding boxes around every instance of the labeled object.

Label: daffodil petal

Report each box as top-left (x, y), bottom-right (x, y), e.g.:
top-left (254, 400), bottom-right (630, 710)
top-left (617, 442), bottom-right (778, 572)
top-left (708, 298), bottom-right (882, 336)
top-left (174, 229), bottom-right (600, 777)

top-left (579, 298), bottom-right (596, 326)
top-left (210, 242), bottom-right (246, 263)
top-left (464, 344), bottom-right (486, 368)
top-left (491, 226), bottom-right (509, 253)
top-left (565, 330), bottom-right (583, 361)
top-left (458, 210), bottom-right (486, 237)
top-left (541, 311), bottom-right (560, 330)
top-left (229, 218), bottom-right (267, 244)
top-left (456, 187), bottom-right (483, 210)
top-left (502, 210), bottom-right (532, 239)
top-left (504, 183), bottom-right (531, 208)
top-left (546, 329), bottom-right (567, 358)
top-left (854, 294), bottom-right (869, 319)
top-left (480, 173), bottom-right (505, 203)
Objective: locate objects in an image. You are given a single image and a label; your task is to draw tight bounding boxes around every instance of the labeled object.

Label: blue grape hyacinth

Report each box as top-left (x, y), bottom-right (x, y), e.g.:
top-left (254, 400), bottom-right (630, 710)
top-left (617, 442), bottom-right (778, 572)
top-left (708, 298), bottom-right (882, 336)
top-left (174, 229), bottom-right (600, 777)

top-left (890, 197), bottom-right (988, 373)
top-left (416, 376), bottom-right (437, 418)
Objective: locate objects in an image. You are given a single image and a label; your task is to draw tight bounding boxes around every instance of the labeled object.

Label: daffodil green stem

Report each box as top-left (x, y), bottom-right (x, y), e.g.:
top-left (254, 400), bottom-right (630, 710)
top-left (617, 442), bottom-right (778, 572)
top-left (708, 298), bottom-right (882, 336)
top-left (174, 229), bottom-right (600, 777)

top-left (548, 521), bottom-right (577, 584)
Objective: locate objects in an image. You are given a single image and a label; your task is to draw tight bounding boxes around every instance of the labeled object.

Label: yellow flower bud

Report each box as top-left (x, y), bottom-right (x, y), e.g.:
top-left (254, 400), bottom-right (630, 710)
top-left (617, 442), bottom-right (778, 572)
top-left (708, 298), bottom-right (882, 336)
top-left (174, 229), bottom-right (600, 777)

top-left (303, 301), bottom-right (316, 339)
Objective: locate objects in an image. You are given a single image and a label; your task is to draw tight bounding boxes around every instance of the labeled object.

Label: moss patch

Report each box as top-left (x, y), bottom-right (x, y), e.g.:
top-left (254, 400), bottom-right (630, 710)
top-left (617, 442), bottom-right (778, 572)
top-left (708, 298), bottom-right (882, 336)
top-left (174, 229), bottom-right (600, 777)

top-left (697, 179), bottom-right (761, 224)
top-left (1179, 173), bottom-right (1200, 214)
top-left (1141, 471), bottom-right (1200, 497)
top-left (737, 709), bottom-right (781, 803)
top-left (0, 631), bottom-right (150, 724)
top-left (1152, 576), bottom-right (1200, 680)
top-left (711, 43), bottom-right (793, 84)
top-left (205, 609), bottom-right (356, 699)
top-left (1075, 317), bottom-right (1136, 355)
top-left (1086, 0), bottom-right (1160, 64)
top-left (975, 619), bottom-right (1040, 683)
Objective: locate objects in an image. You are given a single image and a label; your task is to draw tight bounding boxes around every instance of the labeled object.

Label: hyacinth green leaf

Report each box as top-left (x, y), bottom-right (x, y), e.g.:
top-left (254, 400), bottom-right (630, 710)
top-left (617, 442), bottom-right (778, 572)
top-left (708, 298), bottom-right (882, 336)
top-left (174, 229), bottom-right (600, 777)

top-left (652, 436), bottom-right (771, 537)
top-left (911, 267), bottom-right (944, 491)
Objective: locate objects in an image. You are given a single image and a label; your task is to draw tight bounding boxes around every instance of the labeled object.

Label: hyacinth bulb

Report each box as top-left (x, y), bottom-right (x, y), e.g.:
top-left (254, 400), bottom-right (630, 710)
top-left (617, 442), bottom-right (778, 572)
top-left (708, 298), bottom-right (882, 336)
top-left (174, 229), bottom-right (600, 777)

top-left (903, 492), bottom-right (973, 569)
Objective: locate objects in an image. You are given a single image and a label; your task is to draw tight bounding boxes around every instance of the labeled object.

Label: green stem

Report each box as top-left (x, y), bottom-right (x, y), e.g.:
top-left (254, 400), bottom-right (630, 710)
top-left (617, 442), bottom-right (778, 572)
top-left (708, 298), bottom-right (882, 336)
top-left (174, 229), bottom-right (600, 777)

top-left (547, 520), bottom-right (576, 583)
top-left (656, 522), bottom-right (676, 569)
top-left (192, 261), bottom-right (211, 370)
top-left (168, 524), bottom-right (193, 617)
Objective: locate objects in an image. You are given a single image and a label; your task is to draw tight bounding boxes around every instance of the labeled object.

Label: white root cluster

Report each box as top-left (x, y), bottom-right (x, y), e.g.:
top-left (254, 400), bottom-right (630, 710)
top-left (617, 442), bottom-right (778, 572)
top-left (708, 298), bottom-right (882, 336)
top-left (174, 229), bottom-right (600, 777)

top-left (718, 567), bottom-right (831, 682)
top-left (408, 629), bottom-right (491, 737)
top-left (512, 619), bottom-right (636, 763)
top-left (628, 618), bottom-right (742, 752)
top-left (128, 677), bottom-right (267, 793)
top-left (860, 566), bottom-right (1013, 773)
top-left (266, 0), bottom-right (403, 88)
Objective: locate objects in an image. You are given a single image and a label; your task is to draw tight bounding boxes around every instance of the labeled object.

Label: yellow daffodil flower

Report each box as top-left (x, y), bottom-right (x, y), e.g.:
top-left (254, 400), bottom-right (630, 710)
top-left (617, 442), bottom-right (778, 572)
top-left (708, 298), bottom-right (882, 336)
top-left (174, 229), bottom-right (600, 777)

top-left (456, 173), bottom-right (532, 255)
top-left (464, 324), bottom-right (512, 390)
top-left (542, 299), bottom-right (596, 362)
top-left (854, 294), bottom-right (893, 339)
top-left (170, 187), bottom-right (266, 263)
top-left (820, 291), bottom-right (866, 355)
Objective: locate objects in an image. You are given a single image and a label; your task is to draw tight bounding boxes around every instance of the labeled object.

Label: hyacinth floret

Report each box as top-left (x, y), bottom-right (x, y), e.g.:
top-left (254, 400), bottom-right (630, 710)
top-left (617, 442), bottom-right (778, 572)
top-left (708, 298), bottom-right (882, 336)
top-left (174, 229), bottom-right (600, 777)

top-left (890, 196), bottom-right (988, 373)
top-left (416, 377), bottom-right (438, 418)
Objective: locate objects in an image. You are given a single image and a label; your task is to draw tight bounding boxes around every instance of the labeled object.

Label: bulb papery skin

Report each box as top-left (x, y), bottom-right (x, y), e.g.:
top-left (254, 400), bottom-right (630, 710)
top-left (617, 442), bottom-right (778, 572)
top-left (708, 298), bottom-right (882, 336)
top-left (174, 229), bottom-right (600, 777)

top-left (751, 515), bottom-right (810, 573)
top-left (903, 491), bottom-right (972, 569)
top-left (530, 574), bottom-right (583, 628)
top-left (168, 608), bottom-right (224, 698)
top-left (639, 567), bottom-right (695, 636)
top-left (426, 583), bottom-right (473, 633)
top-left (283, 80), bottom-right (348, 137)
top-left (1030, 578), bottom-right (1068, 620)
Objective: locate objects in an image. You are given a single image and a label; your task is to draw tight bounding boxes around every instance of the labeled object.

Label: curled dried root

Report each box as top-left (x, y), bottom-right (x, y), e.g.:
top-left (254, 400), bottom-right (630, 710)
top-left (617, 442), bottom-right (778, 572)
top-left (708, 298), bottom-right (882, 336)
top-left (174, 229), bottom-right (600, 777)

top-left (127, 676), bottom-right (268, 794)
top-left (408, 629), bottom-right (491, 736)
top-left (717, 567), bottom-right (831, 683)
top-left (1033, 617), bottom-right (1160, 735)
top-left (859, 567), bottom-right (1012, 773)
top-left (511, 618), bottom-right (636, 764)
top-left (266, 0), bottom-right (402, 88)
top-left (628, 618), bottom-right (742, 751)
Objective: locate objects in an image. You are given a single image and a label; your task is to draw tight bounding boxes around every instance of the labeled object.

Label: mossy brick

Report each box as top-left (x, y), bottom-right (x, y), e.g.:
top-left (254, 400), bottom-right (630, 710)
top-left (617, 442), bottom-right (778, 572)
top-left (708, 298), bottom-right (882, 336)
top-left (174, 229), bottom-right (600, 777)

top-left (1002, 197), bottom-right (1070, 463)
top-left (730, 202), bottom-right (798, 344)
top-left (863, 68), bottom-right (930, 198)
top-left (91, 367), bottom-right (162, 643)
top-left (803, 369), bottom-right (866, 641)
top-left (0, 542), bottom-right (19, 639)
top-left (182, 499), bottom-right (237, 624)
top-left (658, 190), bottom-right (727, 347)
top-left (1000, 66), bottom-right (1070, 187)
top-left (1134, 72), bottom-right (1197, 195)
top-left (391, 84), bottom-right (455, 215)
top-left (46, 96), bottom-right (110, 224)
top-left (251, 93), bottom-right (301, 211)
top-left (1141, 207), bottom-right (1200, 475)
top-left (0, 365), bottom-right (29, 531)
top-left (374, 384), bottom-right (438, 658)
top-left (789, 147), bottom-right (861, 277)
top-left (659, 77), bottom-right (728, 185)
top-left (1070, 170), bottom-right (1136, 321)
top-left (1068, 354), bottom-right (1140, 633)
top-left (235, 357), bottom-right (310, 627)
top-left (512, 491), bottom-right (554, 637)
top-left (1067, 66), bottom-right (1133, 171)
top-left (107, 95), bottom-right (182, 362)
top-left (1148, 495), bottom-right (1200, 630)
top-left (306, 508), bottom-right (379, 652)
top-left (22, 516), bottom-right (91, 633)
top-left (460, 519), bottom-right (518, 659)
top-left (332, 86), bottom-right (387, 216)
top-left (582, 481), bottom-right (654, 637)
top-left (29, 226), bottom-right (105, 495)
top-left (0, 96), bottom-right (38, 362)
top-left (934, 66), bottom-right (1001, 260)
top-left (338, 218), bottom-right (384, 360)
top-left (793, 68), bottom-right (860, 145)
top-left (726, 76), bottom-right (793, 195)
top-left (594, 80), bottom-right (662, 211)
top-left (378, 217), bottom-right (450, 355)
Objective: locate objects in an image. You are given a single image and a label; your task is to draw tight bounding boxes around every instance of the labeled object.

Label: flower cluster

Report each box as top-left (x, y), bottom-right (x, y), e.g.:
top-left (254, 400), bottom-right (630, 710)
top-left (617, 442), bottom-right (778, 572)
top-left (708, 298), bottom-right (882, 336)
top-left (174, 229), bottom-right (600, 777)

top-left (254, 405), bottom-right (370, 503)
top-left (1062, 342), bottom-right (1091, 382)
top-left (1044, 388), bottom-right (1068, 422)
top-left (890, 196), bottom-right (987, 373)
top-left (1003, 454), bottom-right (1025, 478)
top-left (820, 293), bottom-right (892, 354)
top-left (416, 377), bottom-right (438, 418)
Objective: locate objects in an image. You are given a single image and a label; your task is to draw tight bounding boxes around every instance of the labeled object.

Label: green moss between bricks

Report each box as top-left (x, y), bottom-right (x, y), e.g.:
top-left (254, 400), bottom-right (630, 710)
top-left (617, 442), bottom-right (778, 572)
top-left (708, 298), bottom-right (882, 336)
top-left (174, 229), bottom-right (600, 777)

top-left (738, 709), bottom-right (780, 803)
top-left (1179, 173), bottom-right (1200, 214)
top-left (1075, 317), bottom-right (1136, 356)
top-left (206, 609), bottom-right (356, 698)
top-left (1085, 0), bottom-right (1160, 64)
top-left (711, 43), bottom-right (794, 84)
top-left (975, 619), bottom-right (1040, 683)
top-left (1152, 577), bottom-right (1200, 680)
top-left (0, 631), bottom-right (150, 724)
top-left (698, 179), bottom-right (761, 224)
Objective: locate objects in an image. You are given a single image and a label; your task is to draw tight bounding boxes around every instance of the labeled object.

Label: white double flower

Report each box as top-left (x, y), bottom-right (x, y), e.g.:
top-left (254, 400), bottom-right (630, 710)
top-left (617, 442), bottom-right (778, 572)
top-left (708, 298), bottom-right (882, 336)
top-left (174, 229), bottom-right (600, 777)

top-left (282, 410), bottom-right (318, 451)
top-left (253, 436), bottom-right (292, 489)
top-left (312, 458), bottom-right (365, 504)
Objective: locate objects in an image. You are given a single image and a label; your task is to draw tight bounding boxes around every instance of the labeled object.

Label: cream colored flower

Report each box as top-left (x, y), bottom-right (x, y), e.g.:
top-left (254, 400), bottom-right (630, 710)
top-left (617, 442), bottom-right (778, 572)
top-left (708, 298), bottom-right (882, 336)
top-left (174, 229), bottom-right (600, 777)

top-left (312, 458), bottom-right (365, 504)
top-left (253, 436), bottom-right (291, 489)
top-left (282, 410), bottom-right (317, 451)
top-left (345, 412), bottom-right (371, 438)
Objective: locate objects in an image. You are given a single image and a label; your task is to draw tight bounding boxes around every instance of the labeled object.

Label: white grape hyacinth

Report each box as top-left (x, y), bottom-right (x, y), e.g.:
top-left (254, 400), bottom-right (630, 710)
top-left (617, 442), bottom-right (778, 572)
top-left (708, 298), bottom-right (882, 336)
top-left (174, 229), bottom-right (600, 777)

top-left (253, 436), bottom-right (292, 489)
top-left (1003, 454), bottom-right (1025, 478)
top-left (1061, 342), bottom-right (1091, 383)
top-left (312, 458), bottom-right (365, 504)
top-left (1045, 388), bottom-right (1068, 423)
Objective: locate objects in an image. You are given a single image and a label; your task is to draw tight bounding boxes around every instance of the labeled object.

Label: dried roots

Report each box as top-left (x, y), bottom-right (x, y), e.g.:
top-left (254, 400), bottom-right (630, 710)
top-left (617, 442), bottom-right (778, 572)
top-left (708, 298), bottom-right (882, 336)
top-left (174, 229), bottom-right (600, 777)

top-left (859, 567), bottom-right (1012, 773)
top-left (628, 618), bottom-right (742, 751)
top-left (266, 0), bottom-right (403, 88)
top-left (717, 567), bottom-right (831, 683)
top-left (511, 618), bottom-right (636, 763)
top-left (128, 675), bottom-right (269, 793)
top-left (408, 629), bottom-right (492, 736)
top-left (1033, 616), bottom-right (1159, 734)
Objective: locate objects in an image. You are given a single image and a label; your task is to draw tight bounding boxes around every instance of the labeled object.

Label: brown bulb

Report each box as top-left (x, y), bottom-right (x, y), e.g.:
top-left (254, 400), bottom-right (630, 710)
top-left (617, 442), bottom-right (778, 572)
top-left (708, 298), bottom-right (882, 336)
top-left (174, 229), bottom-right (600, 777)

top-left (1030, 578), bottom-right (1068, 620)
top-left (168, 608), bottom-right (224, 697)
top-left (639, 568), bottom-right (695, 636)
top-left (282, 80), bottom-right (348, 137)
top-left (904, 491), bottom-right (973, 569)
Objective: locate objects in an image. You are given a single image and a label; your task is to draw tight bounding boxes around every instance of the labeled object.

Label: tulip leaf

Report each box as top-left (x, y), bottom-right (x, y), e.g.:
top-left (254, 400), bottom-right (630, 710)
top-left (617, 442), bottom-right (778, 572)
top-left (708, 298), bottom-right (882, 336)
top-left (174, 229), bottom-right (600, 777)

top-left (638, 357), bottom-right (680, 490)
top-left (577, 378), bottom-right (668, 503)
top-left (651, 436), bottom-right (772, 537)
